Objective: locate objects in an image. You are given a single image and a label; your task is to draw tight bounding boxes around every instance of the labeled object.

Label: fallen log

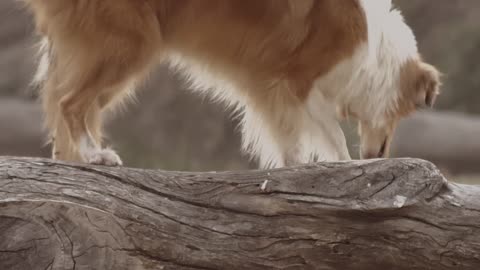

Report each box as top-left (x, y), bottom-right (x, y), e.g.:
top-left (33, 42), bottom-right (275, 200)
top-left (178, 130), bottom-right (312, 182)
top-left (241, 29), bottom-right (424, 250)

top-left (0, 157), bottom-right (479, 270)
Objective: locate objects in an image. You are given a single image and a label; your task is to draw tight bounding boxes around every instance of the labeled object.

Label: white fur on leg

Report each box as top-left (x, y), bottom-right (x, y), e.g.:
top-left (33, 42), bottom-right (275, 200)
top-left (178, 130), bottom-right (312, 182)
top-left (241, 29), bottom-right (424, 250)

top-left (86, 148), bottom-right (123, 166)
top-left (78, 135), bottom-right (123, 166)
top-left (277, 103), bottom-right (350, 165)
top-left (240, 92), bottom-right (351, 169)
top-left (241, 108), bottom-right (286, 169)
top-left (303, 90), bottom-right (351, 161)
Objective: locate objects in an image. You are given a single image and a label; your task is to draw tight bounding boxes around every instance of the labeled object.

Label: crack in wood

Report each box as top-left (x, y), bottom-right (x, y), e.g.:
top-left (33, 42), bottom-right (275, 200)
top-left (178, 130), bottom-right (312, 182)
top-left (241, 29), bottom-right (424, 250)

top-left (1, 157), bottom-right (479, 270)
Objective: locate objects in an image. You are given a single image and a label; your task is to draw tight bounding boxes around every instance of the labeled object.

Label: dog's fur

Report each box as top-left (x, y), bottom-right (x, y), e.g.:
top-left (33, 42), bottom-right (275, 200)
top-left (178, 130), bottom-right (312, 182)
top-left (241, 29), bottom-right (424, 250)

top-left (22, 0), bottom-right (440, 168)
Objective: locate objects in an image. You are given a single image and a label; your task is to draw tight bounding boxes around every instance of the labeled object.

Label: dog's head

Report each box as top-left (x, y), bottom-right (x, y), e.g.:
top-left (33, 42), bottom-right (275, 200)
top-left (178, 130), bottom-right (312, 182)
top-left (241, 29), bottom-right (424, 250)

top-left (358, 59), bottom-right (441, 159)
top-left (332, 3), bottom-right (442, 160)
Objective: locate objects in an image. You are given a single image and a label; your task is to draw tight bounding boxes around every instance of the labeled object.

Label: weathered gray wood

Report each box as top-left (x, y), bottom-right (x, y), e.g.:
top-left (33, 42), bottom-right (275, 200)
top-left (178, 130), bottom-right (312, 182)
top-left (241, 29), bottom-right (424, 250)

top-left (0, 157), bottom-right (479, 270)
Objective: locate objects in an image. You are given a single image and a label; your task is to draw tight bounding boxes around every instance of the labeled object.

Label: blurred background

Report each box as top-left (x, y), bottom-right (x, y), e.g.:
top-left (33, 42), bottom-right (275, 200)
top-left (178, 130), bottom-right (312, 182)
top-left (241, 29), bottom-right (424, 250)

top-left (0, 1), bottom-right (479, 183)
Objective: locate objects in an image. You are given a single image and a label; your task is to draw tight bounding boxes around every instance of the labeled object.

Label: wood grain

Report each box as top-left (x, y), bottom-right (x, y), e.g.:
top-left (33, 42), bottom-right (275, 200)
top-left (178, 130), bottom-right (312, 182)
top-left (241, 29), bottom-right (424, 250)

top-left (0, 157), bottom-right (479, 269)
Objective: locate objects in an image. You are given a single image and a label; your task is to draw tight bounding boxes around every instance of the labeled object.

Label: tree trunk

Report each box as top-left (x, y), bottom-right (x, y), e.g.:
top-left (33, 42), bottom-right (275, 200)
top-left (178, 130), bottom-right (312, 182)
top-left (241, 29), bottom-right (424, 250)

top-left (1, 157), bottom-right (479, 269)
top-left (391, 110), bottom-right (480, 175)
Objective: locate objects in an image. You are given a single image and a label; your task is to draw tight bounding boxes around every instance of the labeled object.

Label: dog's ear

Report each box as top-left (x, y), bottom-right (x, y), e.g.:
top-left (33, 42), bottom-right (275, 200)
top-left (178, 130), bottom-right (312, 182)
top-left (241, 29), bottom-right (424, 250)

top-left (414, 62), bottom-right (441, 108)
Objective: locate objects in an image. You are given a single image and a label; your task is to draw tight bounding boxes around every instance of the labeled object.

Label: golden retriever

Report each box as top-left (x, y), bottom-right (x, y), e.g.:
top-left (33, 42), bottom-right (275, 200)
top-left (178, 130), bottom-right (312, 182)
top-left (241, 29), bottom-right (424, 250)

top-left (22, 0), bottom-right (440, 168)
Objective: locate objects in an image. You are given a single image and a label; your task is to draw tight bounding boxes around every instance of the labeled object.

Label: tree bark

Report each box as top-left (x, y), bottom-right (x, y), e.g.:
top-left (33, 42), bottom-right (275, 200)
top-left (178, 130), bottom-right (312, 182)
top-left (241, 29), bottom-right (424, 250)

top-left (1, 157), bottom-right (479, 269)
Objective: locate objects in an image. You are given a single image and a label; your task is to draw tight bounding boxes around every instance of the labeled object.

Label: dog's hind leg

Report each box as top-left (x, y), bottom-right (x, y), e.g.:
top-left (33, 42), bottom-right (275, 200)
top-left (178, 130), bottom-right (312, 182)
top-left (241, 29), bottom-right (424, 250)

top-left (40, 74), bottom-right (79, 162)
top-left (35, 39), bottom-right (79, 162)
top-left (56, 45), bottom-right (158, 166)
top-left (37, 2), bottom-right (161, 165)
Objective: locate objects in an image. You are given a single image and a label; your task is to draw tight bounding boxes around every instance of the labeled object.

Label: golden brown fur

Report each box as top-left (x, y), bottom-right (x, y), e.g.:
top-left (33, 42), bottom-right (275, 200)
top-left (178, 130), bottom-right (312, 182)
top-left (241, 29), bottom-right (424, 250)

top-left (22, 0), bottom-right (440, 167)
top-left (357, 58), bottom-right (441, 159)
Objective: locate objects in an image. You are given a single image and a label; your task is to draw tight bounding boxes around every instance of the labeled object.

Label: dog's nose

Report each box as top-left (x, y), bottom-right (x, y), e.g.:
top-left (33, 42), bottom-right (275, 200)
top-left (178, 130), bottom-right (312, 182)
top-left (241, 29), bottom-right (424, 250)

top-left (361, 151), bottom-right (381, 159)
top-left (360, 144), bottom-right (387, 159)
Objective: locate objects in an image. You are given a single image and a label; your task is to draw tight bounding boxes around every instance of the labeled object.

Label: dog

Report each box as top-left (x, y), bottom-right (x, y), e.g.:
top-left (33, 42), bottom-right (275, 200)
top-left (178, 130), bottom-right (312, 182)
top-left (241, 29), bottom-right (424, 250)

top-left (22, 0), bottom-right (440, 168)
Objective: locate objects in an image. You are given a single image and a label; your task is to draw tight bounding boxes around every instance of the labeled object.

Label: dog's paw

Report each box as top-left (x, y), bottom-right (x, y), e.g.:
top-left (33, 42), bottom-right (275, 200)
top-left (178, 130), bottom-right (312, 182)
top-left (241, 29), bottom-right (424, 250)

top-left (85, 148), bottom-right (123, 166)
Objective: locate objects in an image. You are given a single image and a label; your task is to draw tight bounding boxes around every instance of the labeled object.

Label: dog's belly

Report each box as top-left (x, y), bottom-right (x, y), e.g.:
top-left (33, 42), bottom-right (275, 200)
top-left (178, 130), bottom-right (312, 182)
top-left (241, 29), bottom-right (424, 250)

top-left (166, 51), bottom-right (253, 111)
